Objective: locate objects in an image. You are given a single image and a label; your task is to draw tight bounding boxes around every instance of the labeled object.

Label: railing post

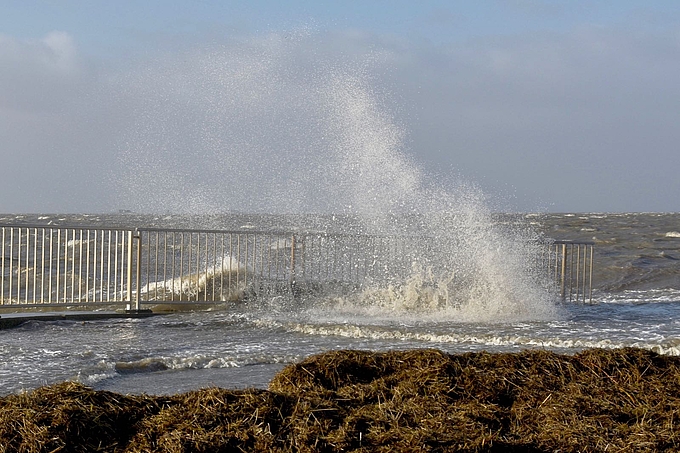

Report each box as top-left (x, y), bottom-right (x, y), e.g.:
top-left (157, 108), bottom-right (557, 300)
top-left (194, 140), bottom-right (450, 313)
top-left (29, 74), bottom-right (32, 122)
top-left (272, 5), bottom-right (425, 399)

top-left (560, 243), bottom-right (567, 299)
top-left (589, 245), bottom-right (594, 303)
top-left (135, 230), bottom-right (142, 311)
top-left (1, 227), bottom-right (5, 305)
top-left (290, 234), bottom-right (297, 297)
top-left (124, 229), bottom-right (143, 313)
top-left (126, 230), bottom-right (133, 303)
top-left (575, 244), bottom-right (581, 302)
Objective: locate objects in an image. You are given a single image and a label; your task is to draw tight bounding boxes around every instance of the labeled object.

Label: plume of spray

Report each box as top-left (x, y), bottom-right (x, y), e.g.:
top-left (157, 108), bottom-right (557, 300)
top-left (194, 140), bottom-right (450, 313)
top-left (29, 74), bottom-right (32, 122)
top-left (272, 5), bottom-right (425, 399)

top-left (112, 29), bottom-right (557, 322)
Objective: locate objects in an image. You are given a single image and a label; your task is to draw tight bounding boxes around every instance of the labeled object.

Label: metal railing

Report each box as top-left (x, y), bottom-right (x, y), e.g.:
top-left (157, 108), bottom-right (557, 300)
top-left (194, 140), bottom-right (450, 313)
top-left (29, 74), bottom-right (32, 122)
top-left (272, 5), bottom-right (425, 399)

top-left (1, 226), bottom-right (134, 307)
top-left (133, 228), bottom-right (410, 305)
top-left (544, 240), bottom-right (594, 303)
top-left (1, 224), bottom-right (594, 309)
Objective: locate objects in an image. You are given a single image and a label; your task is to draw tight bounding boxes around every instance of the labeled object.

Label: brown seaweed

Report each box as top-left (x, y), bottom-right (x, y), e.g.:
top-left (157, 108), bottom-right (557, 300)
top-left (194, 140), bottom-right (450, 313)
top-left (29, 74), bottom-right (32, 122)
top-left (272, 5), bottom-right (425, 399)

top-left (1, 347), bottom-right (679, 452)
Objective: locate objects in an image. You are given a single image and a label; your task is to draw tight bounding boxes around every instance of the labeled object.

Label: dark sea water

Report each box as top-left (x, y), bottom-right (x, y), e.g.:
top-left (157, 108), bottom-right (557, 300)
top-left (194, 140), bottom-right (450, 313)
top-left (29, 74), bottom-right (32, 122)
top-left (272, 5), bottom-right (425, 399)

top-left (1, 212), bottom-right (679, 396)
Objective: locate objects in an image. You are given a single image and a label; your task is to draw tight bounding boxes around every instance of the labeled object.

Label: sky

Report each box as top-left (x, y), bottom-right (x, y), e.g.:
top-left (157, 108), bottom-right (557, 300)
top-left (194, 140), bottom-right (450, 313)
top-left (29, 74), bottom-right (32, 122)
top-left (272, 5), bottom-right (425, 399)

top-left (1, 0), bottom-right (680, 213)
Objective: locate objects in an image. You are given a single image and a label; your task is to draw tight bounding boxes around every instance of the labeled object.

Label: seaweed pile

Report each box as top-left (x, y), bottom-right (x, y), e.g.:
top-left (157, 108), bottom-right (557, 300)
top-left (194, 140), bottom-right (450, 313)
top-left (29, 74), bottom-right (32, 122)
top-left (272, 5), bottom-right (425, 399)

top-left (1, 348), bottom-right (679, 452)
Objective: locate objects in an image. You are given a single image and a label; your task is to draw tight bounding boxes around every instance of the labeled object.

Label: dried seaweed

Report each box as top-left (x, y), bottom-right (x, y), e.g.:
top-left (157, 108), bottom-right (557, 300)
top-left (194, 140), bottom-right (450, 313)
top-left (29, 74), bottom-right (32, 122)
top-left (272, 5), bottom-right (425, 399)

top-left (2, 348), bottom-right (680, 452)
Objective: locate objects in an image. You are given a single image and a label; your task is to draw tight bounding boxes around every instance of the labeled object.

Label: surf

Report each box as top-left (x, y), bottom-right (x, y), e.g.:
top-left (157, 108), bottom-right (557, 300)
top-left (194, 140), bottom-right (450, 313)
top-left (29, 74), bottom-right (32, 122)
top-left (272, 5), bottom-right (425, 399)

top-left (110, 29), bottom-right (555, 322)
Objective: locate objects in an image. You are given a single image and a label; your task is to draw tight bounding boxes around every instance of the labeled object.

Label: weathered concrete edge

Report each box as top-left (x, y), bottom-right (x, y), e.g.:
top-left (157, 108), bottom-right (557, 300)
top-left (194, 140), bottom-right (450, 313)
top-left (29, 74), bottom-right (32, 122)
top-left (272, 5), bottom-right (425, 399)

top-left (0, 310), bottom-right (159, 330)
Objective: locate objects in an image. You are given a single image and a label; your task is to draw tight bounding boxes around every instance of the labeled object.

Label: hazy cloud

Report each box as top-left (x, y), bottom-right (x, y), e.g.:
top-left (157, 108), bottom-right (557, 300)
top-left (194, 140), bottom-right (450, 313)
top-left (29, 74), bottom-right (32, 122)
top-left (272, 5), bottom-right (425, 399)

top-left (0, 31), bottom-right (107, 212)
top-left (1, 25), bottom-right (679, 213)
top-left (377, 26), bottom-right (680, 211)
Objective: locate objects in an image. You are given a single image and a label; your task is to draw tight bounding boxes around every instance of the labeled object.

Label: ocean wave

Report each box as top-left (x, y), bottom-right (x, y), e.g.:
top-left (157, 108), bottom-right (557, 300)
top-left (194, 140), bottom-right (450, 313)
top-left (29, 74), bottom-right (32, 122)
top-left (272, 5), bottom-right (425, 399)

top-left (139, 255), bottom-right (251, 302)
top-left (111, 353), bottom-right (295, 375)
top-left (597, 289), bottom-right (680, 304)
top-left (266, 321), bottom-right (680, 356)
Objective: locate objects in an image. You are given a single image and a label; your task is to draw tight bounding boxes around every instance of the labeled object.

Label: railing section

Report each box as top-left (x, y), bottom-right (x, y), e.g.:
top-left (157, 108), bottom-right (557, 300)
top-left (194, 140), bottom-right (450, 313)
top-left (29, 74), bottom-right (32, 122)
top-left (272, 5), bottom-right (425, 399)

top-left (1, 224), bottom-right (595, 308)
top-left (1, 226), bottom-right (134, 307)
top-left (134, 229), bottom-right (411, 304)
top-left (543, 240), bottom-right (594, 303)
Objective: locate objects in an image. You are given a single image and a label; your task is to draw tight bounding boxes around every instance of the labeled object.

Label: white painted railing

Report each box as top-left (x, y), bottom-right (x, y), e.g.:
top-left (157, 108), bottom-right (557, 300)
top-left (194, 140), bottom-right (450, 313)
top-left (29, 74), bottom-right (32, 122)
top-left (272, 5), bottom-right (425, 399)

top-left (1, 226), bottom-right (134, 307)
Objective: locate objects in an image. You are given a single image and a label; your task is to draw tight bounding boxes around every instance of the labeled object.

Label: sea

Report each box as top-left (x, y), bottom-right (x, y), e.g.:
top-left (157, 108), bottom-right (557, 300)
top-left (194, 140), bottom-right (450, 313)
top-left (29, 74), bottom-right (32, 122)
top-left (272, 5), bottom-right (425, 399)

top-left (1, 212), bottom-right (679, 396)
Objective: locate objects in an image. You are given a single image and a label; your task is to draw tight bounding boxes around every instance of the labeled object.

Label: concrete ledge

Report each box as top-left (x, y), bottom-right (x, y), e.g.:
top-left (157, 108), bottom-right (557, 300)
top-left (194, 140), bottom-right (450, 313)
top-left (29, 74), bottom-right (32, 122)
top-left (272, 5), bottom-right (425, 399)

top-left (0, 310), bottom-right (159, 330)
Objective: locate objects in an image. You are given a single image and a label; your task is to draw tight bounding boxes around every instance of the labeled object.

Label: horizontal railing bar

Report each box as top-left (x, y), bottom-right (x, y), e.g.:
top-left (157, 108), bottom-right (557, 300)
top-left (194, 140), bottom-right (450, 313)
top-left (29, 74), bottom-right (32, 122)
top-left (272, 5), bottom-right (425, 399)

top-left (0, 223), bottom-right (596, 246)
top-left (552, 240), bottom-right (595, 245)
top-left (0, 224), bottom-right (415, 242)
top-left (0, 224), bottom-right (134, 233)
top-left (135, 227), bottom-right (425, 241)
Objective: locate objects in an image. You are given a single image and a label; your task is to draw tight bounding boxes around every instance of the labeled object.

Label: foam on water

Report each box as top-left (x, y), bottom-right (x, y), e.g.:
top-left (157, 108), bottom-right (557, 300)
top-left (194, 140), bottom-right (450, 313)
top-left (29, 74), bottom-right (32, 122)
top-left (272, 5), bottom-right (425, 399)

top-left (113, 29), bottom-right (556, 322)
top-left (597, 289), bottom-right (680, 304)
top-left (2, 296), bottom-right (679, 395)
top-left (248, 315), bottom-right (680, 357)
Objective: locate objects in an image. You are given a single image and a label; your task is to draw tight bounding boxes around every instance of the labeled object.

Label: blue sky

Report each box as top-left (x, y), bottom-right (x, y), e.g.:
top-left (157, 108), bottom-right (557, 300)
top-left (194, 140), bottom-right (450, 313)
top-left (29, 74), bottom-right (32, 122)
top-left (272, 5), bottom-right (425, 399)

top-left (2, 1), bottom-right (680, 213)
top-left (5, 1), bottom-right (676, 54)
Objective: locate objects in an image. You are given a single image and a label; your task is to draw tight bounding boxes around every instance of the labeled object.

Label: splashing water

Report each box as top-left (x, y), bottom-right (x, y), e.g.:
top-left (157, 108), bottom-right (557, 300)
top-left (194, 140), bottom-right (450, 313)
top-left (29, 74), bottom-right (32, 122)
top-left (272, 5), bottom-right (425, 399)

top-left (113, 30), bottom-right (556, 321)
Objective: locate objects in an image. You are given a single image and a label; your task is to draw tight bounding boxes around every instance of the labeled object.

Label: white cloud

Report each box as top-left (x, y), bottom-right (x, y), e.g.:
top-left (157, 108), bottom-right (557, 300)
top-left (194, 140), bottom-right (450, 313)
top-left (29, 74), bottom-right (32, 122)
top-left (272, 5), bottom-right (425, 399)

top-left (41, 31), bottom-right (80, 75)
top-left (0, 31), bottom-right (85, 116)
